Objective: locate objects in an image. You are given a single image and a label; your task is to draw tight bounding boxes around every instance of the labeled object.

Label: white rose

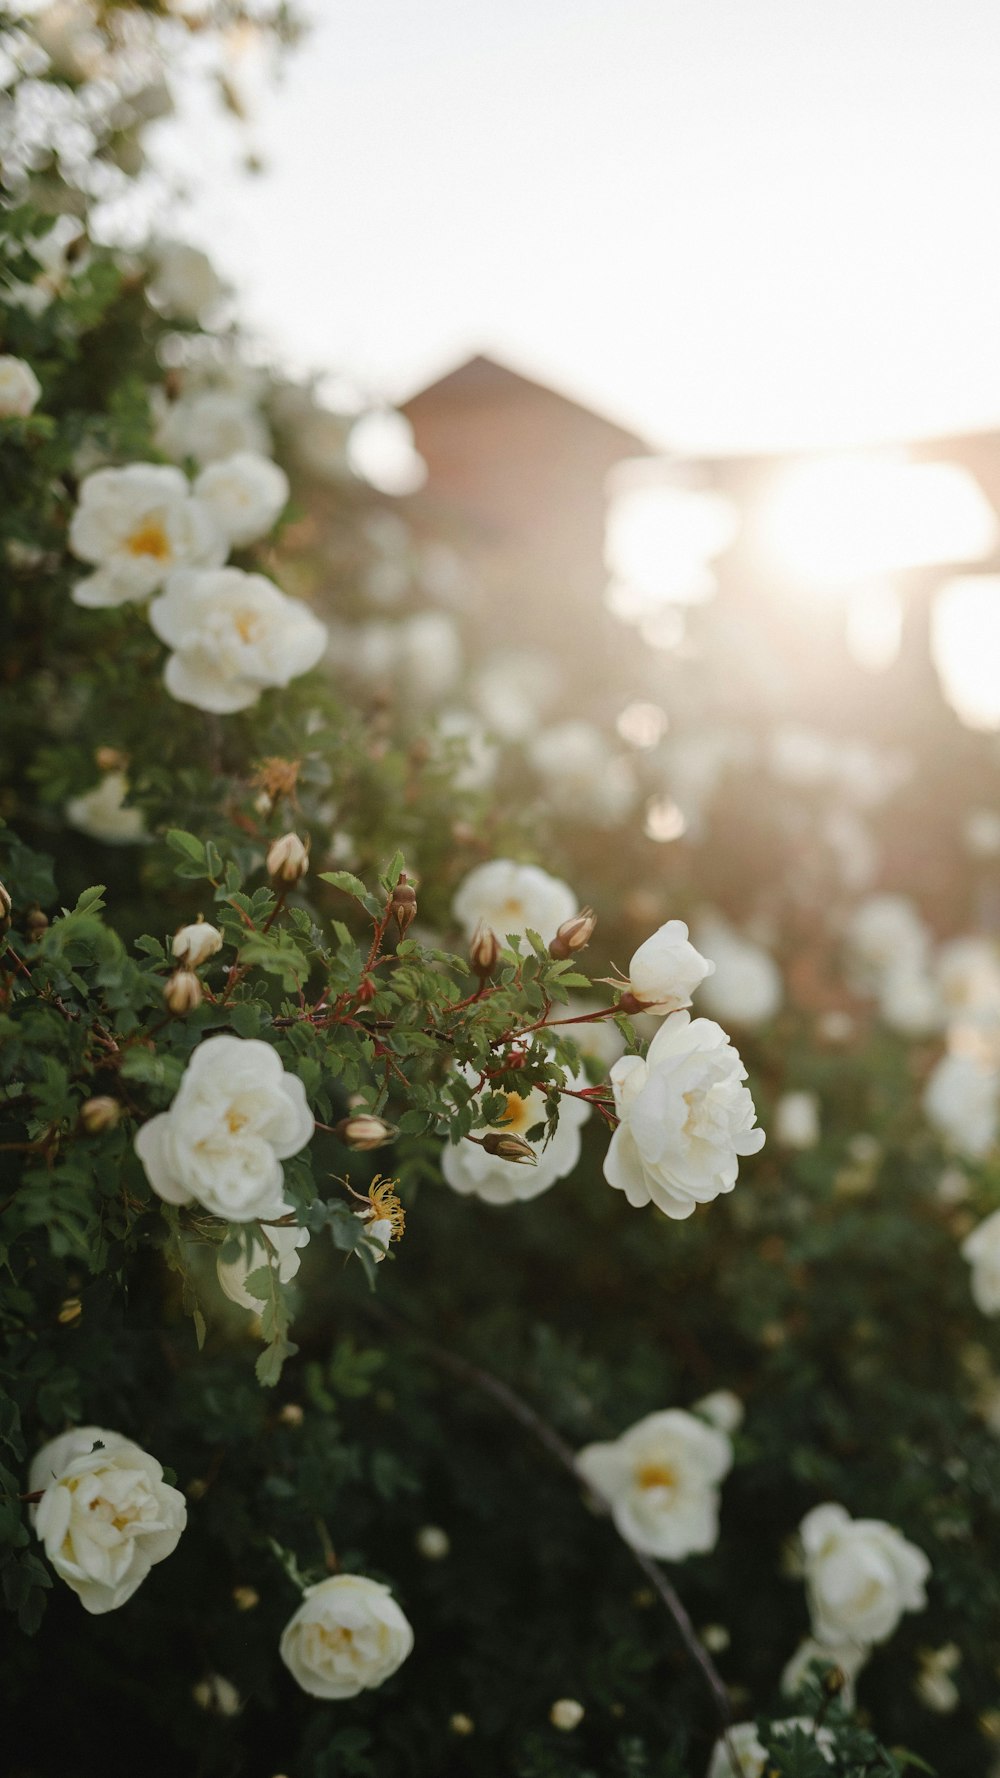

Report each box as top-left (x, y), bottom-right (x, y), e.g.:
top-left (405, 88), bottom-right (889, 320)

top-left (435, 711), bottom-right (499, 793)
top-left (800, 1502), bottom-right (930, 1648)
top-left (627, 919), bottom-right (715, 1016)
top-left (30, 1426), bottom-right (186, 1614)
top-left (171, 920), bottom-right (223, 968)
top-left (441, 1061), bottom-right (590, 1206)
top-left (576, 1408), bottom-right (733, 1560)
top-left (217, 1213), bottom-right (311, 1310)
top-left (845, 894), bottom-right (930, 987)
top-left (279, 1573), bottom-right (414, 1699)
top-left (452, 859), bottom-right (577, 947)
top-left (155, 390), bottom-right (272, 466)
top-left (877, 961), bottom-right (943, 1037)
top-left (0, 356), bottom-right (41, 418)
top-left (134, 1034), bottom-right (314, 1221)
top-left (706, 1719), bottom-right (834, 1778)
top-left (694, 917), bottom-right (782, 1027)
top-left (961, 1209), bottom-right (1000, 1314)
top-left (528, 721), bottom-right (637, 827)
top-left (915, 1643), bottom-right (961, 1714)
top-left (923, 1051), bottom-right (1000, 1159)
top-left (65, 771), bottom-right (146, 845)
top-left (774, 1090), bottom-right (821, 1150)
top-left (781, 1636), bottom-right (868, 1708)
top-left (31, 0), bottom-right (103, 80)
top-left (398, 612), bottom-right (463, 703)
top-left (69, 464), bottom-right (226, 608)
top-left (194, 452), bottom-right (290, 548)
top-left (471, 650), bottom-right (561, 741)
top-left (149, 241), bottom-right (226, 321)
top-left (148, 567), bottom-right (328, 714)
top-left (603, 1012), bottom-right (765, 1221)
top-left (937, 936), bottom-right (1000, 1023)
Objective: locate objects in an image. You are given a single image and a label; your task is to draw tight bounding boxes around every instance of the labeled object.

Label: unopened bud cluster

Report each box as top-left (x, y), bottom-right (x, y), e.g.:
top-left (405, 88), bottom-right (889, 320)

top-left (480, 1130), bottom-right (536, 1164)
top-left (164, 969), bottom-right (202, 1014)
top-left (549, 908), bottom-right (596, 960)
top-left (172, 917), bottom-right (223, 968)
top-left (392, 873), bottom-right (417, 936)
top-left (334, 1112), bottom-right (398, 1151)
top-left (469, 920), bottom-right (500, 976)
top-left (79, 1096), bottom-right (121, 1134)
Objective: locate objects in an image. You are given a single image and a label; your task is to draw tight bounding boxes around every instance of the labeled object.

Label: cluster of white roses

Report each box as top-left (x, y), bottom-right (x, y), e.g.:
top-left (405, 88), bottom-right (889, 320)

top-left (68, 453), bottom-right (327, 714)
top-left (27, 1425), bottom-right (412, 1696)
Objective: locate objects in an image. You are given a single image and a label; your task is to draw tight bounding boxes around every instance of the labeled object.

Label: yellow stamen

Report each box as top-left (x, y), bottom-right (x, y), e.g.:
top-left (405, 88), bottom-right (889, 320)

top-left (126, 520), bottom-right (171, 560)
top-left (367, 1175), bottom-right (405, 1241)
top-left (636, 1462), bottom-right (678, 1491)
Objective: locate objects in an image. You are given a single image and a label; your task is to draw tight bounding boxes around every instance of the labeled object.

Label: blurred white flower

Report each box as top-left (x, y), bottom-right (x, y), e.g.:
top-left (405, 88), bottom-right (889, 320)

top-left (962, 1210), bottom-right (1000, 1314)
top-left (148, 241), bottom-right (226, 322)
top-left (877, 961), bottom-right (944, 1037)
top-left (528, 721), bottom-right (636, 827)
top-left (693, 916), bottom-right (782, 1027)
top-left (194, 452), bottom-right (289, 548)
top-left (155, 389), bottom-right (271, 466)
top-left (627, 918), bottom-right (714, 1016)
top-left (30, 1426), bottom-right (186, 1614)
top-left (441, 1062), bottom-right (590, 1206)
top-left (603, 1012), bottom-right (764, 1220)
top-left (774, 1090), bottom-right (820, 1150)
top-left (0, 355), bottom-right (41, 417)
top-left (149, 566), bottom-right (327, 714)
top-left (845, 894), bottom-right (931, 987)
top-left (217, 1216), bottom-right (310, 1311)
top-left (31, 0), bottom-right (103, 81)
top-left (69, 464), bottom-right (226, 608)
top-left (549, 1699), bottom-right (585, 1730)
top-left (171, 920), bottom-right (223, 968)
top-left (398, 611), bottom-right (462, 703)
top-left (707, 1719), bottom-right (834, 1778)
top-left (576, 1408), bottom-right (732, 1560)
top-left (559, 997), bottom-right (626, 1072)
top-left (279, 1574), bottom-right (413, 1699)
top-left (781, 1636), bottom-right (868, 1707)
top-left (65, 771), bottom-right (146, 845)
top-left (192, 1672), bottom-right (243, 1716)
top-left (452, 859), bottom-right (577, 946)
top-left (923, 1051), bottom-right (1000, 1159)
top-left (471, 651), bottom-right (561, 741)
top-left (915, 1643), bottom-right (961, 1714)
top-left (270, 382), bottom-right (353, 480)
top-left (965, 810), bottom-right (1000, 857)
top-left (435, 711), bottom-right (498, 792)
top-left (693, 1390), bottom-right (744, 1435)
top-left (800, 1502), bottom-right (930, 1648)
top-left (134, 1034), bottom-right (314, 1222)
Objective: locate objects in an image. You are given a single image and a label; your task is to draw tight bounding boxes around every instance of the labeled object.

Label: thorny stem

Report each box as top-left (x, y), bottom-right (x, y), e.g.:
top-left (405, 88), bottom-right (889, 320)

top-left (358, 1299), bottom-right (734, 1743)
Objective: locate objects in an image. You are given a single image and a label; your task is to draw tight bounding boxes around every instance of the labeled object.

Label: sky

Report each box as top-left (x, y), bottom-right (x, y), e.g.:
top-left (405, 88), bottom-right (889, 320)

top-left (160, 0), bottom-right (1000, 454)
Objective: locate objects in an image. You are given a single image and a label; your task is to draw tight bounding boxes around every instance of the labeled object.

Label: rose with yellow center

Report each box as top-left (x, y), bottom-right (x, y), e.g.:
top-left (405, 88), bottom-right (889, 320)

top-left (441, 1056), bottom-right (591, 1206)
top-left (69, 463), bottom-right (226, 608)
top-left (576, 1408), bottom-right (733, 1560)
top-left (30, 1427), bottom-right (186, 1615)
top-left (148, 565), bottom-right (328, 714)
top-left (452, 858), bottom-right (578, 947)
top-left (279, 1574), bottom-right (414, 1699)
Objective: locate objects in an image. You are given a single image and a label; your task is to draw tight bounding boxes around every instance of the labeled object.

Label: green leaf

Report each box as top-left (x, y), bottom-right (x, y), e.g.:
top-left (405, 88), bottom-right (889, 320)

top-left (318, 871), bottom-right (369, 902)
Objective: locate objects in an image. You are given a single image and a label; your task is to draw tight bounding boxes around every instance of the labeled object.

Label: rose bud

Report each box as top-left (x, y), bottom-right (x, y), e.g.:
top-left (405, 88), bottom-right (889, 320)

top-left (267, 832), bottom-right (309, 883)
top-left (469, 920), bottom-right (501, 977)
top-left (334, 1112), bottom-right (398, 1151)
top-left (79, 1096), bottom-right (121, 1134)
top-left (480, 1131), bottom-right (537, 1164)
top-left (94, 745), bottom-right (128, 773)
top-left (24, 906), bottom-right (49, 941)
top-left (164, 968), bottom-right (203, 1013)
top-left (0, 879), bottom-right (11, 935)
top-left (172, 918), bottom-right (223, 968)
top-left (549, 908), bottom-right (597, 960)
top-left (391, 873), bottom-right (418, 936)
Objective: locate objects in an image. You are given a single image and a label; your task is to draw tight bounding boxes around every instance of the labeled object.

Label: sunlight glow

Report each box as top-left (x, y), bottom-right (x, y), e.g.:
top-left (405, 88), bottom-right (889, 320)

top-left (761, 457), bottom-right (998, 589)
top-left (932, 576), bottom-right (1000, 732)
top-left (845, 580), bottom-right (903, 674)
top-left (605, 482), bottom-right (739, 612)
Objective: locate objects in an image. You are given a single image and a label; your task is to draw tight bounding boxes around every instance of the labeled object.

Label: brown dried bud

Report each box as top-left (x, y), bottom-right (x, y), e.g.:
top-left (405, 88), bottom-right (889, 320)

top-left (24, 905), bottom-right (49, 942)
top-left (548, 908), bottom-right (597, 960)
top-left (79, 1096), bottom-right (121, 1135)
top-left (469, 920), bottom-right (501, 977)
top-left (480, 1131), bottom-right (537, 1165)
top-left (334, 1113), bottom-right (398, 1151)
top-left (266, 831), bottom-right (309, 883)
top-left (94, 745), bottom-right (128, 773)
top-left (164, 968), bottom-right (203, 1014)
top-left (57, 1297), bottom-right (82, 1325)
top-left (391, 873), bottom-right (418, 936)
top-left (232, 1585), bottom-right (260, 1612)
top-left (0, 879), bottom-right (11, 935)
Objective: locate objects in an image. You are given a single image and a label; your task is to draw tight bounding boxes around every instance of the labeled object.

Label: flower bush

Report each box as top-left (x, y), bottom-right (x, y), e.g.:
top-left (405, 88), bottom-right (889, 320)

top-left (4, 7), bottom-right (1000, 1778)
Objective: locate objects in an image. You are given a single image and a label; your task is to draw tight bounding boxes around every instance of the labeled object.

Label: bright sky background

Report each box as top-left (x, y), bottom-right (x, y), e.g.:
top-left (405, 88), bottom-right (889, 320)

top-left (162, 0), bottom-right (1000, 454)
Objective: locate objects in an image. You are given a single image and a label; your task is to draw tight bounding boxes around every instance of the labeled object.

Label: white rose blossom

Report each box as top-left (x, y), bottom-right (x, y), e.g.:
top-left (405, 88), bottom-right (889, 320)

top-left (279, 1573), bottom-right (414, 1699)
top-left (148, 241), bottom-right (226, 321)
top-left (781, 1636), bottom-right (868, 1708)
top-left (216, 1214), bottom-right (311, 1311)
top-left (0, 355), bottom-right (41, 418)
top-left (69, 464), bottom-right (226, 608)
top-left (706, 1719), bottom-right (834, 1778)
top-left (452, 858), bottom-right (577, 947)
top-left (961, 1209), bottom-right (1000, 1315)
top-left (923, 1051), bottom-right (1000, 1159)
top-left (774, 1090), bottom-right (821, 1150)
top-left (441, 1060), bottom-right (590, 1205)
top-left (693, 1390), bottom-right (744, 1435)
top-left (800, 1502), bottom-right (930, 1649)
top-left (29, 1426), bottom-right (186, 1614)
top-left (155, 388), bottom-right (272, 466)
top-left (134, 1034), bottom-right (314, 1222)
top-left (694, 917), bottom-right (782, 1027)
top-left (148, 566), bottom-right (328, 714)
top-left (603, 1012), bottom-right (764, 1220)
top-left (626, 919), bottom-right (715, 1016)
top-left (576, 1407), bottom-right (733, 1560)
top-left (65, 770), bottom-right (147, 845)
top-left (194, 452), bottom-right (290, 549)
